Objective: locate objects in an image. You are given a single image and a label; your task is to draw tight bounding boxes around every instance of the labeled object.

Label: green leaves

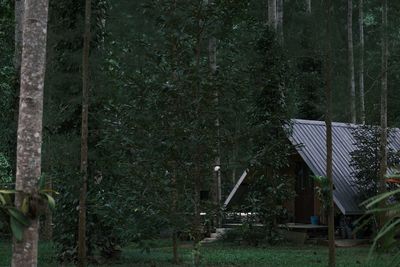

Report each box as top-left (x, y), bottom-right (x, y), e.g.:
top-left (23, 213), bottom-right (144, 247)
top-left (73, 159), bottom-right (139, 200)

top-left (38, 174), bottom-right (58, 211)
top-left (0, 182), bottom-right (58, 241)
top-left (0, 153), bottom-right (12, 186)
top-left (8, 207), bottom-right (30, 227)
top-left (362, 188), bottom-right (400, 210)
top-left (42, 193), bottom-right (56, 211)
top-left (9, 207), bottom-right (31, 241)
top-left (39, 174), bottom-right (46, 191)
top-left (10, 217), bottom-right (25, 241)
top-left (0, 194), bottom-right (5, 206)
top-left (359, 186), bottom-right (400, 260)
top-left (0, 189), bottom-right (15, 206)
top-left (0, 190), bottom-right (30, 241)
top-left (312, 175), bottom-right (331, 212)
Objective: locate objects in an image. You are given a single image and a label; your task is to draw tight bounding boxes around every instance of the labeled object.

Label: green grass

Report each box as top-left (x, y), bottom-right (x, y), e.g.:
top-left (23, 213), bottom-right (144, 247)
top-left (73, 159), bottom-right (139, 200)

top-left (0, 240), bottom-right (397, 267)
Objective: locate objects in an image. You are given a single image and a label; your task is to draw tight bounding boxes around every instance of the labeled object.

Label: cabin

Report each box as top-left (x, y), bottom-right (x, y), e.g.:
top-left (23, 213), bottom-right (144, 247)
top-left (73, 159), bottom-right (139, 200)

top-left (224, 119), bottom-right (400, 225)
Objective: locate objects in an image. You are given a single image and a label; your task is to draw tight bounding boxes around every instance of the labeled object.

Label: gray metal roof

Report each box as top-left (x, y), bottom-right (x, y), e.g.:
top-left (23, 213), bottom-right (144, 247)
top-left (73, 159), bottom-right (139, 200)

top-left (289, 119), bottom-right (400, 215)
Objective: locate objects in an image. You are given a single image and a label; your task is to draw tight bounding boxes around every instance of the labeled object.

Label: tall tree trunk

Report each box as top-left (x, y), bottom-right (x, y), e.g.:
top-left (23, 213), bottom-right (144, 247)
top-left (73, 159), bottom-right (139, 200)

top-left (208, 0), bottom-right (221, 228)
top-left (193, 164), bottom-right (201, 267)
top-left (325, 0), bottom-right (336, 266)
top-left (359, 0), bottom-right (365, 124)
top-left (231, 125), bottom-right (238, 186)
top-left (306, 0), bottom-right (311, 13)
top-left (42, 175), bottom-right (53, 241)
top-left (11, 0), bottom-right (49, 266)
top-left (276, 0), bottom-right (283, 43)
top-left (268, 0), bottom-right (277, 31)
top-left (378, 0), bottom-right (388, 230)
top-left (14, 0), bottom-right (24, 73)
top-left (348, 0), bottom-right (356, 123)
top-left (78, 0), bottom-right (91, 266)
top-left (170, 162), bottom-right (179, 264)
top-left (170, 2), bottom-right (179, 260)
top-left (192, 7), bottom-right (204, 266)
top-left (13, 0), bottom-right (25, 163)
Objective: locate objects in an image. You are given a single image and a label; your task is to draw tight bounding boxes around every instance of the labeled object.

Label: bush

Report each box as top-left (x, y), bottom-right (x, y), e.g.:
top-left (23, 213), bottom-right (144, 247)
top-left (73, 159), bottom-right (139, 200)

top-left (222, 222), bottom-right (283, 246)
top-left (0, 154), bottom-right (12, 188)
top-left (351, 126), bottom-right (400, 201)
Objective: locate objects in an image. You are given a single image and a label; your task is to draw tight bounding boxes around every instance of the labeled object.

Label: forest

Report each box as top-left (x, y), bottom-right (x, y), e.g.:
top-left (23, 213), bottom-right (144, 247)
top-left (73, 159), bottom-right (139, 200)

top-left (1, 0), bottom-right (400, 266)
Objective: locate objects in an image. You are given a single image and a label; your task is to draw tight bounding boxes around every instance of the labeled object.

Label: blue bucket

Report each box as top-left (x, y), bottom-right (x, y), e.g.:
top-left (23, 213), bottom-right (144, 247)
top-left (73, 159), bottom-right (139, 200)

top-left (310, 216), bottom-right (319, 225)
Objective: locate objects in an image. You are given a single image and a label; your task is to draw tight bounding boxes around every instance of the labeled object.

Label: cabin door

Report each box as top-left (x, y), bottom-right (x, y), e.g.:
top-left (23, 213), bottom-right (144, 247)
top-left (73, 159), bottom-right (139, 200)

top-left (294, 162), bottom-right (314, 223)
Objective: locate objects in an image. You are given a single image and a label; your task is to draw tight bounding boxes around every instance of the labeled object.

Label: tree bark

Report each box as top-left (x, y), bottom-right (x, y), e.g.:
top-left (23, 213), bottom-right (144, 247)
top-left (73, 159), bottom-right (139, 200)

top-left (171, 162), bottom-right (179, 264)
top-left (208, 0), bottom-right (221, 227)
top-left (193, 5), bottom-right (203, 265)
top-left (378, 0), bottom-right (388, 230)
top-left (276, 0), bottom-right (283, 43)
top-left (268, 0), bottom-right (277, 31)
top-left (42, 175), bottom-right (53, 241)
top-left (169, 2), bottom-right (180, 264)
top-left (359, 0), bottom-right (365, 124)
top-left (172, 230), bottom-right (178, 264)
top-left (306, 0), bottom-right (311, 13)
top-left (14, 0), bottom-right (24, 73)
top-left (325, 0), bottom-right (336, 266)
top-left (13, 0), bottom-right (25, 159)
top-left (348, 0), bottom-right (356, 123)
top-left (12, 0), bottom-right (49, 266)
top-left (78, 0), bottom-right (92, 266)
top-left (231, 127), bottom-right (238, 186)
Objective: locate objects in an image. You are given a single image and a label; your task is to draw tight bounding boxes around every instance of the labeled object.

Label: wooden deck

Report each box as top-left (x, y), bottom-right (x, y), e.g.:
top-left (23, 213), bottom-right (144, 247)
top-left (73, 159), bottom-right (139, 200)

top-left (279, 223), bottom-right (328, 230)
top-left (225, 223), bottom-right (327, 230)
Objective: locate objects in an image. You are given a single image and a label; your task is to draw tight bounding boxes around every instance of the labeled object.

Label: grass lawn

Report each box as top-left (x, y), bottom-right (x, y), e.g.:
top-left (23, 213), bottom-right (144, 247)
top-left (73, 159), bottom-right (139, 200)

top-left (0, 240), bottom-right (396, 267)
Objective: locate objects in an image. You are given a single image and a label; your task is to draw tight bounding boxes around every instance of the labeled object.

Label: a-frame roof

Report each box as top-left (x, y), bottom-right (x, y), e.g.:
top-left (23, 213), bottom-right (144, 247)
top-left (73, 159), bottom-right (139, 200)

top-left (289, 119), bottom-right (400, 215)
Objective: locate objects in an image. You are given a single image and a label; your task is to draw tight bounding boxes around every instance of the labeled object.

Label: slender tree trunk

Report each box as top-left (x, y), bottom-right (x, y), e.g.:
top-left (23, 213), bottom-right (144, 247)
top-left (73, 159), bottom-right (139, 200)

top-left (14, 0), bottom-right (24, 72)
top-left (192, 7), bottom-right (204, 266)
top-left (172, 230), bottom-right (178, 264)
top-left (208, 0), bottom-right (221, 228)
top-left (348, 0), bottom-right (356, 123)
top-left (359, 0), bottom-right (365, 124)
top-left (11, 0), bottom-right (49, 266)
top-left (306, 0), bottom-right (311, 13)
top-left (208, 38), bottom-right (217, 76)
top-left (276, 0), bottom-right (283, 43)
top-left (78, 0), bottom-right (91, 266)
top-left (325, 0), bottom-right (336, 266)
top-left (231, 128), bottom-right (238, 186)
top-left (193, 163), bottom-right (201, 267)
top-left (232, 166), bottom-right (236, 186)
top-left (268, 0), bottom-right (277, 31)
top-left (171, 162), bottom-right (179, 264)
top-left (13, 0), bottom-right (25, 161)
top-left (170, 3), bottom-right (179, 264)
top-left (42, 175), bottom-right (53, 241)
top-left (378, 0), bottom-right (388, 230)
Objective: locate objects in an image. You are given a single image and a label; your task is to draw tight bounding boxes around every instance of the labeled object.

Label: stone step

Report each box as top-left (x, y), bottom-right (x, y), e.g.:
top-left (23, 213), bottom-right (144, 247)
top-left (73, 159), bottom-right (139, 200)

top-left (201, 228), bottom-right (234, 243)
top-left (216, 227), bottom-right (235, 233)
top-left (215, 228), bottom-right (229, 234)
top-left (200, 237), bottom-right (218, 244)
top-left (210, 233), bottom-right (222, 239)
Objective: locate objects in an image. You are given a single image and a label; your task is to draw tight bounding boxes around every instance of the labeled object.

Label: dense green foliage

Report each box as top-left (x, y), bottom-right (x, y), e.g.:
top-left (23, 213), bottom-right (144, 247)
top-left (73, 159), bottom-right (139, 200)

top-left (236, 28), bottom-right (295, 244)
top-left (351, 126), bottom-right (399, 201)
top-left (0, 0), bottom-right (16, 164)
top-left (0, 0), bottom-right (18, 240)
top-left (361, 187), bottom-right (400, 257)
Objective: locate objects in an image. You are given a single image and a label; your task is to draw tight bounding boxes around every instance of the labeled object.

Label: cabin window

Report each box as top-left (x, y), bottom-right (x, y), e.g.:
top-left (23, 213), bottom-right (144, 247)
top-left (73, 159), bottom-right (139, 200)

top-left (295, 162), bottom-right (313, 192)
top-left (200, 190), bottom-right (209, 201)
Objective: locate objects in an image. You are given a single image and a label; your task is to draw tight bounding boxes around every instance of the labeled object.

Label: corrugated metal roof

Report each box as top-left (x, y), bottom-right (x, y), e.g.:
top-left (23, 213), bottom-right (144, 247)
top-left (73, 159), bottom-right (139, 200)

top-left (289, 119), bottom-right (400, 215)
